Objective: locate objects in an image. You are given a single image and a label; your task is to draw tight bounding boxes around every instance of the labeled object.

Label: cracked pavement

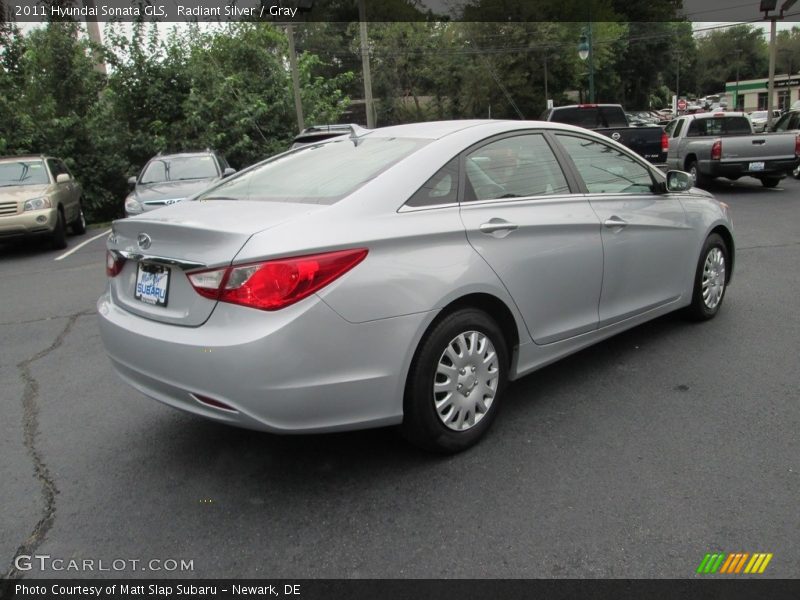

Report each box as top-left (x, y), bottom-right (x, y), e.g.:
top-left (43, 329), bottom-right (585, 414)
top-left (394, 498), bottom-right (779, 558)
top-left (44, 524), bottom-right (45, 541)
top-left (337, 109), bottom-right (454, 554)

top-left (0, 177), bottom-right (798, 581)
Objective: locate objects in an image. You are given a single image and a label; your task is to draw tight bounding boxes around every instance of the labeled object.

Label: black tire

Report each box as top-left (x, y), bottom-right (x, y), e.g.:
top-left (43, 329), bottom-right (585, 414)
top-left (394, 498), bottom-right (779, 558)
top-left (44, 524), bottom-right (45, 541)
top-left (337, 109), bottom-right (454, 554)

top-left (401, 308), bottom-right (509, 453)
top-left (687, 160), bottom-right (710, 189)
top-left (70, 202), bottom-right (87, 235)
top-left (685, 233), bottom-right (729, 321)
top-left (50, 208), bottom-right (67, 250)
top-left (760, 176), bottom-right (781, 188)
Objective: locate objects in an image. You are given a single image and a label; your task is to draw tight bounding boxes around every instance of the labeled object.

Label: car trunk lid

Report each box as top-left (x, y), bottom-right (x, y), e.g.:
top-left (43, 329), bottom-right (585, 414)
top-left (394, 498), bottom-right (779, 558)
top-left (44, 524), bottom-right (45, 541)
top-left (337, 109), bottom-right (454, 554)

top-left (108, 200), bottom-right (324, 326)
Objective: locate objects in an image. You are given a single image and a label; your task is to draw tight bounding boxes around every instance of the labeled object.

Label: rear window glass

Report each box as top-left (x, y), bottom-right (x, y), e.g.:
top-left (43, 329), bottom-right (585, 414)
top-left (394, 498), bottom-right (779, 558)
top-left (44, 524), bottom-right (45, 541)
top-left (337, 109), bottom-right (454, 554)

top-left (198, 137), bottom-right (429, 205)
top-left (687, 117), bottom-right (752, 136)
top-left (549, 107), bottom-right (603, 129)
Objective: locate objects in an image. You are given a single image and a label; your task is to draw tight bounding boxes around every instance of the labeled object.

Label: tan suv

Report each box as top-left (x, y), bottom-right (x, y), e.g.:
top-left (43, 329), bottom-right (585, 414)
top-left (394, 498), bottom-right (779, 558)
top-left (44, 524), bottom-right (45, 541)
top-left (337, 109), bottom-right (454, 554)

top-left (0, 155), bottom-right (86, 249)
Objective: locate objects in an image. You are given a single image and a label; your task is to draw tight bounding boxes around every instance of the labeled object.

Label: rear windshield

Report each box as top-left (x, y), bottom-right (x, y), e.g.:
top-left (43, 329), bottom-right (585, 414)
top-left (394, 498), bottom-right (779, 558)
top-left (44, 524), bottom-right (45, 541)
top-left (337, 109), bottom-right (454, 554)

top-left (686, 117), bottom-right (752, 136)
top-left (0, 160), bottom-right (50, 187)
top-left (140, 155), bottom-right (219, 184)
top-left (197, 137), bottom-right (429, 205)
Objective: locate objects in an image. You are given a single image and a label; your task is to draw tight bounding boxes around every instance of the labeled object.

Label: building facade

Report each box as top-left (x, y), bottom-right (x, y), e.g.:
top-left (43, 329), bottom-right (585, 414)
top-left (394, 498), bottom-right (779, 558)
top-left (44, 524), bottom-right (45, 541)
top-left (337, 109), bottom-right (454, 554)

top-left (725, 74), bottom-right (800, 113)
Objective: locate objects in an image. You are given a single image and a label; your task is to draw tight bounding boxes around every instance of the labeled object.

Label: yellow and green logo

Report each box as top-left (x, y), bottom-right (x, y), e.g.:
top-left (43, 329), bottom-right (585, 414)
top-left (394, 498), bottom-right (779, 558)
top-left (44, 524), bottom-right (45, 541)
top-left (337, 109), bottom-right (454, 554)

top-left (697, 552), bottom-right (773, 574)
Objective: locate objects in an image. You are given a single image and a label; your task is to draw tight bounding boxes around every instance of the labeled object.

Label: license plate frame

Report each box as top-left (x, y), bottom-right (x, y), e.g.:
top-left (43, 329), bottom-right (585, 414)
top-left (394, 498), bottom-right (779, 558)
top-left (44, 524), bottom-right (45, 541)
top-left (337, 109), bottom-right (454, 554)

top-left (749, 161), bottom-right (765, 172)
top-left (134, 262), bottom-right (170, 307)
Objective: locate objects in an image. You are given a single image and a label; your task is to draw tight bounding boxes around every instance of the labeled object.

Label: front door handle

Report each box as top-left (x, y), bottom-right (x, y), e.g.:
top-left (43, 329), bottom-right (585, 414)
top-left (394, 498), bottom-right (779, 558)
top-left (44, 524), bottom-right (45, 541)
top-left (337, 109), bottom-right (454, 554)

top-left (480, 219), bottom-right (518, 234)
top-left (603, 216), bottom-right (628, 229)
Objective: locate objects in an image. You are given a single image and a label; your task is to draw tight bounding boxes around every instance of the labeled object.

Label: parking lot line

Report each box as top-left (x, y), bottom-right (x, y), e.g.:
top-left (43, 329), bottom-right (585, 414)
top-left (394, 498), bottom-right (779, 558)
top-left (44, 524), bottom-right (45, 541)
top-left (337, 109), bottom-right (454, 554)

top-left (54, 228), bottom-right (111, 261)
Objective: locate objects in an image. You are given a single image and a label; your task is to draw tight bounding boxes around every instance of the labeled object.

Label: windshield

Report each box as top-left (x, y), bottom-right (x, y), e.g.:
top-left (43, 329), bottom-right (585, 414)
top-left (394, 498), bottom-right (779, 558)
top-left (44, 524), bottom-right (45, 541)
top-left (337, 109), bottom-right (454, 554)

top-left (0, 160), bottom-right (50, 187)
top-left (197, 137), bottom-right (429, 205)
top-left (140, 156), bottom-right (219, 184)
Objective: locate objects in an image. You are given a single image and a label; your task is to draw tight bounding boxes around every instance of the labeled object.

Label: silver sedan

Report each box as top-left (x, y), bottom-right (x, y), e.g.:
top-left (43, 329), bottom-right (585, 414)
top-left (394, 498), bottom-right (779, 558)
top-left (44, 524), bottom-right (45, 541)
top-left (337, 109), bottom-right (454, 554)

top-left (98, 120), bottom-right (734, 452)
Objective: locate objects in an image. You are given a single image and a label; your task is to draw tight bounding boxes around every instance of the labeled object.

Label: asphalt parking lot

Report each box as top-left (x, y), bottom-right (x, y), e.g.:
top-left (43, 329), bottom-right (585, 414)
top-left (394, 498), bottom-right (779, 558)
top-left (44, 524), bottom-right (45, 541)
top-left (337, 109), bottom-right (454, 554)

top-left (1, 176), bottom-right (798, 580)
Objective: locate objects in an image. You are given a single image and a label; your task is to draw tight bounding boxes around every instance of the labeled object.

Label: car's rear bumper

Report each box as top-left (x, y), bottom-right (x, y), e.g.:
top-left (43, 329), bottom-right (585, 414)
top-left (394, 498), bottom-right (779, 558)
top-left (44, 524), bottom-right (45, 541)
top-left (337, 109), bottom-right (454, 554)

top-left (97, 289), bottom-right (433, 433)
top-left (0, 208), bottom-right (58, 240)
top-left (704, 158), bottom-right (799, 179)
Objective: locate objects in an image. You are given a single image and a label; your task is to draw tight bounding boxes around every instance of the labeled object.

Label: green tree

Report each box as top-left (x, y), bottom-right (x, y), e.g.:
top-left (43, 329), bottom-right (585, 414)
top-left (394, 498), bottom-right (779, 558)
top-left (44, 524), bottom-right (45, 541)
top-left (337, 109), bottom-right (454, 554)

top-left (695, 25), bottom-right (768, 96)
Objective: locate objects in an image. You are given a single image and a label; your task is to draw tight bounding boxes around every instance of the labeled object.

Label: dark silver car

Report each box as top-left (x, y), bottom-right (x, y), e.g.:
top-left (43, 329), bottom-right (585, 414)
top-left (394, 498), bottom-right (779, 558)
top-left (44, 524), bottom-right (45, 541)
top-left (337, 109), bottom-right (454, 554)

top-left (124, 151), bottom-right (235, 217)
top-left (99, 121), bottom-right (734, 452)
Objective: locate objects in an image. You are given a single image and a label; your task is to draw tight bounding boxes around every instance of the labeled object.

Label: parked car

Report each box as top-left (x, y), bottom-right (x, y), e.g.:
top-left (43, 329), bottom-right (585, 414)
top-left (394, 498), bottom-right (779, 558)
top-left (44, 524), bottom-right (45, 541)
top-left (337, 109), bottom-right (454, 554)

top-left (98, 120), bottom-right (735, 452)
top-left (664, 111), bottom-right (800, 188)
top-left (124, 151), bottom-right (235, 217)
top-left (748, 110), bottom-right (770, 133)
top-left (0, 155), bottom-right (86, 249)
top-left (290, 124), bottom-right (365, 148)
top-left (771, 109), bottom-right (800, 177)
top-left (541, 104), bottom-right (668, 166)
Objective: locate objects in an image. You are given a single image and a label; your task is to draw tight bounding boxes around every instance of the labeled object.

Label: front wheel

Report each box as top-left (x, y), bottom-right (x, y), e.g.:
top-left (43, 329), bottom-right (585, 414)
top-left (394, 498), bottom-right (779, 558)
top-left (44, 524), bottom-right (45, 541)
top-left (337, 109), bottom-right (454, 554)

top-left (685, 233), bottom-right (729, 321)
top-left (50, 209), bottom-right (67, 250)
top-left (401, 308), bottom-right (508, 453)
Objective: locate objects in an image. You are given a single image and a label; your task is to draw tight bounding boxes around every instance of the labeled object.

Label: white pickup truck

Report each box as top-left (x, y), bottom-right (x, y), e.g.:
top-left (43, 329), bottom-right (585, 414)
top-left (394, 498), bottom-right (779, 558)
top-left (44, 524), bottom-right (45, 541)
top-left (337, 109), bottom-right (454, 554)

top-left (664, 112), bottom-right (800, 188)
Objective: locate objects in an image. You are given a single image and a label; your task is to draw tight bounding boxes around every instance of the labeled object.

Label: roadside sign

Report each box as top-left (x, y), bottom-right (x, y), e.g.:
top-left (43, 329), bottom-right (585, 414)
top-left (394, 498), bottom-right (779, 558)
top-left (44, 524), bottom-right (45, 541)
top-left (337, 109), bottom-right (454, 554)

top-left (677, 98), bottom-right (688, 111)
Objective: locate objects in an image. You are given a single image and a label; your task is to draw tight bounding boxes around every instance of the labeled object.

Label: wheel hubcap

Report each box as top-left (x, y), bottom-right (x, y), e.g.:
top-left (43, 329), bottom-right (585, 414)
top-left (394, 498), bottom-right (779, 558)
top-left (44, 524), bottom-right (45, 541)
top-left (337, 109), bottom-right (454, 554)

top-left (433, 331), bottom-right (499, 431)
top-left (702, 247), bottom-right (725, 310)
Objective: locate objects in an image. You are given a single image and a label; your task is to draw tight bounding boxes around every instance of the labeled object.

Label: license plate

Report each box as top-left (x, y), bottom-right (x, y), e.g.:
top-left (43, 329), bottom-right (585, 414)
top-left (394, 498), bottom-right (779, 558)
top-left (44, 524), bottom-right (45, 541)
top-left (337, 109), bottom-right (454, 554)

top-left (134, 263), bottom-right (170, 307)
top-left (749, 161), bottom-right (765, 171)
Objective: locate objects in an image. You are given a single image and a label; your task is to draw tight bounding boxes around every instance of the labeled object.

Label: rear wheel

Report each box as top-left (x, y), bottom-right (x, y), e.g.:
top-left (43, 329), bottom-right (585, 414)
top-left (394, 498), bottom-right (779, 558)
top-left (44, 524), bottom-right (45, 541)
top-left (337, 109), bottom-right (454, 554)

top-left (687, 160), bottom-right (710, 188)
top-left (70, 201), bottom-right (86, 235)
top-left (760, 176), bottom-right (781, 188)
top-left (50, 209), bottom-right (67, 250)
top-left (401, 308), bottom-right (508, 453)
top-left (685, 233), bottom-right (729, 321)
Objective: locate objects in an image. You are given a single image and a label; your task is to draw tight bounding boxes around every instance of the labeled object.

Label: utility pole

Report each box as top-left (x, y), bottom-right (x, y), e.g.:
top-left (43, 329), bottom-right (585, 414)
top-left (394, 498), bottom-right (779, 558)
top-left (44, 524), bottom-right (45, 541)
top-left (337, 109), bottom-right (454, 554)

top-left (735, 48), bottom-right (742, 111)
top-left (543, 54), bottom-right (549, 110)
top-left (83, 0), bottom-right (107, 75)
top-left (286, 24), bottom-right (305, 134)
top-left (358, 0), bottom-right (375, 128)
top-left (768, 17), bottom-right (777, 127)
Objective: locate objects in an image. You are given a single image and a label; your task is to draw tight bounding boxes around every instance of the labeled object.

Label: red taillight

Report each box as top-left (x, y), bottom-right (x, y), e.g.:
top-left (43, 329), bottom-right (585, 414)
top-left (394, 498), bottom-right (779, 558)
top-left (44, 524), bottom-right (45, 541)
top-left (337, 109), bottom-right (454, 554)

top-left (188, 248), bottom-right (368, 311)
top-left (795, 134), bottom-right (800, 157)
top-left (661, 131), bottom-right (669, 153)
top-left (192, 394), bottom-right (238, 413)
top-left (711, 139), bottom-right (722, 161)
top-left (106, 250), bottom-right (125, 277)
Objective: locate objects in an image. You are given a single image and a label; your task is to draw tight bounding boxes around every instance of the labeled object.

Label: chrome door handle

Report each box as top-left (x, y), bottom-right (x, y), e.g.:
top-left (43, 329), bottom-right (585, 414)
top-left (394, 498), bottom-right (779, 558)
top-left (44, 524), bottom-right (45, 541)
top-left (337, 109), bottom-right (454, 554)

top-left (480, 219), bottom-right (518, 234)
top-left (603, 216), bottom-right (628, 228)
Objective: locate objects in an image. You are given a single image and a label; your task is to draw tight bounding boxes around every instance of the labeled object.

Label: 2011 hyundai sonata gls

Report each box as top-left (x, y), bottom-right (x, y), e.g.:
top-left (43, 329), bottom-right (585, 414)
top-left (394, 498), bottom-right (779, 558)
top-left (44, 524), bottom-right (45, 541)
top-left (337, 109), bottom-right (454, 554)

top-left (98, 120), bottom-right (734, 452)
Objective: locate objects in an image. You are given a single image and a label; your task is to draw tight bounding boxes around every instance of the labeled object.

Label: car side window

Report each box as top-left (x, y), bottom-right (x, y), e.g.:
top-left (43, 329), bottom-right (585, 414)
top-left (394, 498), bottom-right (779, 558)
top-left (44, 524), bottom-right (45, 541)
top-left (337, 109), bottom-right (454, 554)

top-left (664, 120), bottom-right (676, 137)
top-left (57, 160), bottom-right (71, 179)
top-left (672, 119), bottom-right (685, 138)
top-left (47, 159), bottom-right (66, 180)
top-left (462, 134), bottom-right (570, 202)
top-left (405, 157), bottom-right (459, 208)
top-left (555, 134), bottom-right (654, 194)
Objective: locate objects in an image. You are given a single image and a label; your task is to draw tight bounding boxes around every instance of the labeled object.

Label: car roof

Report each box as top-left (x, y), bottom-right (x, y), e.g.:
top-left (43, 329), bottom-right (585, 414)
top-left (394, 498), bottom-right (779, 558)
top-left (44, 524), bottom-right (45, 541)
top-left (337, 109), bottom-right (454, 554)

top-left (0, 155), bottom-right (51, 162)
top-left (361, 119), bottom-right (612, 141)
top-left (147, 151), bottom-right (218, 160)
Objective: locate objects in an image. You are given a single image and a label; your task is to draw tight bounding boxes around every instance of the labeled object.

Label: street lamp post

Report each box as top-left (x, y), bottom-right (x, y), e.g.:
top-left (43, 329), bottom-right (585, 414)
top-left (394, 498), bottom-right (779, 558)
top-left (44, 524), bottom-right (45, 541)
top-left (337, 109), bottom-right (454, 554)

top-left (578, 24), bottom-right (595, 103)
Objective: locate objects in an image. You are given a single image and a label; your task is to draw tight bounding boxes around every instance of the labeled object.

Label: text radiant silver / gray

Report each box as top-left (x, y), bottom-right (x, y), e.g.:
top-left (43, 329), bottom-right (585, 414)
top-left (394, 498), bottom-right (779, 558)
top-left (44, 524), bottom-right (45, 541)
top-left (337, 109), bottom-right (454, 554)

top-left (98, 120), bottom-right (734, 452)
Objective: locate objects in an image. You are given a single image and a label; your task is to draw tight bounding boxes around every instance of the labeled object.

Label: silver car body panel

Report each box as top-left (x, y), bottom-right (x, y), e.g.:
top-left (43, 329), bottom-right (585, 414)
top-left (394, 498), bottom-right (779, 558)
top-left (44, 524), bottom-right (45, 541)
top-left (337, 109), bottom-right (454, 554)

top-left (98, 120), bottom-right (734, 433)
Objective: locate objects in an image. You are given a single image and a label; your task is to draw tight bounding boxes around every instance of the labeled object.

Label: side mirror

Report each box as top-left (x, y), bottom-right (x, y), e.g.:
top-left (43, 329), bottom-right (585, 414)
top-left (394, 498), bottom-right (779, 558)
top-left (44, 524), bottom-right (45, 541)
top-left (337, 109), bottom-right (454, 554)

top-left (56, 173), bottom-right (71, 183)
top-left (223, 167), bottom-right (237, 177)
top-left (127, 176), bottom-right (137, 188)
top-left (666, 170), bottom-right (693, 193)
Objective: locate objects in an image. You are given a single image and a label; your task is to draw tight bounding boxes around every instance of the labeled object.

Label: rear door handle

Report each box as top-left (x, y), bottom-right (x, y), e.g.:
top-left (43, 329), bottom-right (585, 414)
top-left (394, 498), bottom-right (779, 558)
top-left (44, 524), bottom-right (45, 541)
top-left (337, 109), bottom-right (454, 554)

top-left (603, 216), bottom-right (628, 229)
top-left (479, 219), bottom-right (519, 235)
top-left (752, 139), bottom-right (766, 145)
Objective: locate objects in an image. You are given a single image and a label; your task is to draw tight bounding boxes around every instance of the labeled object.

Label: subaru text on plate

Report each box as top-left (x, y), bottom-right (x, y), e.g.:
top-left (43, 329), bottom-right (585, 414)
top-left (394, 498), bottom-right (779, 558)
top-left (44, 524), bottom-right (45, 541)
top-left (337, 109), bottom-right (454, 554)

top-left (98, 121), bottom-right (735, 452)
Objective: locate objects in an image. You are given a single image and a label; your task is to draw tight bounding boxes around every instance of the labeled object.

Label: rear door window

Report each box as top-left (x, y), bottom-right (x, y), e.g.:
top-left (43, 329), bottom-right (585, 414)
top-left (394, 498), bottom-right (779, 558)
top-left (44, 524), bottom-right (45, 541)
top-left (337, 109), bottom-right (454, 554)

top-left (463, 134), bottom-right (571, 202)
